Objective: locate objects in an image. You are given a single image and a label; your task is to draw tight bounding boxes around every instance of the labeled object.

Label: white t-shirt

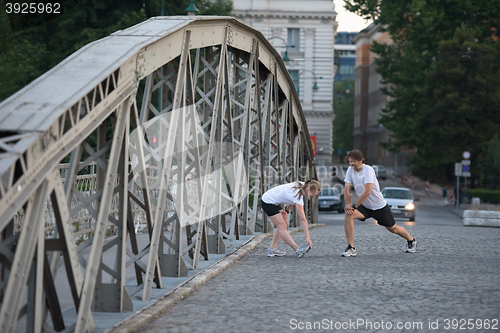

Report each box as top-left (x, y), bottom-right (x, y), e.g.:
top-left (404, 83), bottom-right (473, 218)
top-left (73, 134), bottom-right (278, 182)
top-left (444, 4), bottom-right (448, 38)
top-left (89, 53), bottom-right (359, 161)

top-left (262, 182), bottom-right (304, 206)
top-left (344, 164), bottom-right (386, 210)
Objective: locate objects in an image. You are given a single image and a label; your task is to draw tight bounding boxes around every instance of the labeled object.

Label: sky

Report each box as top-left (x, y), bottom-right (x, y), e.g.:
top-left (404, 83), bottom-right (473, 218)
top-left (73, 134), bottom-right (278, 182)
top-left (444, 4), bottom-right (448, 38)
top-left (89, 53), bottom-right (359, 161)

top-left (333, 0), bottom-right (373, 32)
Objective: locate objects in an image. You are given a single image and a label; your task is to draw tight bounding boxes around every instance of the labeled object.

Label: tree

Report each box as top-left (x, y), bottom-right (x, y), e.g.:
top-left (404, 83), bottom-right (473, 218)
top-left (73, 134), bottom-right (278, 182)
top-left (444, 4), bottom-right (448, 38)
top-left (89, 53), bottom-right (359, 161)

top-left (332, 79), bottom-right (354, 162)
top-left (412, 25), bottom-right (500, 184)
top-left (479, 134), bottom-right (500, 190)
top-left (344, 0), bottom-right (500, 184)
top-left (0, 0), bottom-right (233, 102)
top-left (197, 0), bottom-right (233, 15)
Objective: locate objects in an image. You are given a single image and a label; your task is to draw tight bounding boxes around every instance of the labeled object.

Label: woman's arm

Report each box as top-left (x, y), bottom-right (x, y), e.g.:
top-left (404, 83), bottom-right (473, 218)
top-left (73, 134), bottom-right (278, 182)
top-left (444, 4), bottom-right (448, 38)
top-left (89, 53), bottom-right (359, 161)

top-left (295, 204), bottom-right (312, 248)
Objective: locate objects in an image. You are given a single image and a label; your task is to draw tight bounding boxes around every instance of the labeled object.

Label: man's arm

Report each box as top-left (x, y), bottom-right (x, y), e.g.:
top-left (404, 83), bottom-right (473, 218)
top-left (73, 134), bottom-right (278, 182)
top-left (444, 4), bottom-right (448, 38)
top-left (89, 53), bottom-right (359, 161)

top-left (344, 182), bottom-right (353, 211)
top-left (353, 183), bottom-right (373, 208)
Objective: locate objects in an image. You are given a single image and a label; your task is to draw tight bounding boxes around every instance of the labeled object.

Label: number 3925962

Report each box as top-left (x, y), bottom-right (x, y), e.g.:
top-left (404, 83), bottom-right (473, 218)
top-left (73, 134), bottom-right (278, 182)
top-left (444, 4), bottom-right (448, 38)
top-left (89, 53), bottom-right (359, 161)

top-left (5, 2), bottom-right (61, 14)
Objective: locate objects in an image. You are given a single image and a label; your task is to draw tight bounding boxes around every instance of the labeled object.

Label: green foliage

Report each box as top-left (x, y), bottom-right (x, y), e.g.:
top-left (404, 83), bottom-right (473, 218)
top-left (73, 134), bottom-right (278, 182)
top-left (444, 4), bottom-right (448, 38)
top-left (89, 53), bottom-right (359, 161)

top-left (343, 0), bottom-right (380, 21)
top-left (0, 0), bottom-right (233, 102)
top-left (197, 0), bottom-right (233, 16)
top-left (332, 79), bottom-right (354, 158)
top-left (478, 134), bottom-right (500, 190)
top-left (0, 39), bottom-right (52, 101)
top-left (466, 189), bottom-right (500, 204)
top-left (412, 25), bottom-right (500, 183)
top-left (0, 0), bottom-right (14, 46)
top-left (6, 0), bottom-right (79, 33)
top-left (345, 0), bottom-right (500, 185)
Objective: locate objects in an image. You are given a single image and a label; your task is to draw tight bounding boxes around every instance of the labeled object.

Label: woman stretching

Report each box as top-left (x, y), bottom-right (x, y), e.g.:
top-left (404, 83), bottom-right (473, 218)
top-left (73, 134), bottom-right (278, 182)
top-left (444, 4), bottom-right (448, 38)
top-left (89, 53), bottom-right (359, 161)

top-left (261, 180), bottom-right (321, 258)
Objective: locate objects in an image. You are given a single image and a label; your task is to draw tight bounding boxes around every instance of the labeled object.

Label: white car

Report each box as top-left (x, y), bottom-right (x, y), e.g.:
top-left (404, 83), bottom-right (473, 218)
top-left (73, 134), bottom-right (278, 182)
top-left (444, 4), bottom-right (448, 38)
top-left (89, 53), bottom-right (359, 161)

top-left (381, 187), bottom-right (418, 221)
top-left (372, 165), bottom-right (387, 180)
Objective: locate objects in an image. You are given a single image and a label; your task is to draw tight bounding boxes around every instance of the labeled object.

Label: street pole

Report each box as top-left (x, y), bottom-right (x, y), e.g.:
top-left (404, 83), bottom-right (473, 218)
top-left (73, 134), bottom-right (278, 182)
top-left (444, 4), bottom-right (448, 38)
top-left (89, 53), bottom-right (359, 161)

top-left (456, 175), bottom-right (460, 209)
top-left (464, 176), bottom-right (467, 199)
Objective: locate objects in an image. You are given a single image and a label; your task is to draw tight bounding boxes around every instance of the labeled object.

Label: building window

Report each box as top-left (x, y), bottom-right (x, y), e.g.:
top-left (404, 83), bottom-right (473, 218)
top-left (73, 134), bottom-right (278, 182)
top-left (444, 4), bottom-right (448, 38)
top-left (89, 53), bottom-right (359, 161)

top-left (287, 28), bottom-right (300, 52)
top-left (288, 70), bottom-right (299, 93)
top-left (354, 115), bottom-right (360, 128)
top-left (338, 65), bottom-right (355, 75)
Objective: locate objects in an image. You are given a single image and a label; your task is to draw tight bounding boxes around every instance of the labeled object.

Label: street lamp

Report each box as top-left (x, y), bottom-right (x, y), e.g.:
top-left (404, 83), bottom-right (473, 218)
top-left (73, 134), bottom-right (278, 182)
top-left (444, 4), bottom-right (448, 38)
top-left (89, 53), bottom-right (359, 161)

top-left (267, 36), bottom-right (294, 63)
top-left (185, 0), bottom-right (199, 16)
top-left (300, 70), bottom-right (322, 92)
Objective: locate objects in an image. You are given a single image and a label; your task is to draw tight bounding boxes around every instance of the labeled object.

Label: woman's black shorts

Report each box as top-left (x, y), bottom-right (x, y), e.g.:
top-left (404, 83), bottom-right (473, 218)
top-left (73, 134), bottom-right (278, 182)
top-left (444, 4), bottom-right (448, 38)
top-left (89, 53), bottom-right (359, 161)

top-left (261, 200), bottom-right (282, 217)
top-left (356, 204), bottom-right (396, 227)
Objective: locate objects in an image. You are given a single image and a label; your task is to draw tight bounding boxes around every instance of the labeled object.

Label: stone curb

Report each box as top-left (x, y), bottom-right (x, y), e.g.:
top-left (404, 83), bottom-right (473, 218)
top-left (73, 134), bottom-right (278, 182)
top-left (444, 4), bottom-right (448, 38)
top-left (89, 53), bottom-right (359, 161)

top-left (463, 210), bottom-right (500, 227)
top-left (463, 210), bottom-right (500, 219)
top-left (105, 223), bottom-right (325, 333)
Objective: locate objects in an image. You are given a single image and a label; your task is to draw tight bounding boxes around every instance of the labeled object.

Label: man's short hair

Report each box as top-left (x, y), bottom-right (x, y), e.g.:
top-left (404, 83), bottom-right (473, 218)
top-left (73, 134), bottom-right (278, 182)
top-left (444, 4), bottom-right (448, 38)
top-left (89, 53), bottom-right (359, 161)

top-left (347, 149), bottom-right (365, 162)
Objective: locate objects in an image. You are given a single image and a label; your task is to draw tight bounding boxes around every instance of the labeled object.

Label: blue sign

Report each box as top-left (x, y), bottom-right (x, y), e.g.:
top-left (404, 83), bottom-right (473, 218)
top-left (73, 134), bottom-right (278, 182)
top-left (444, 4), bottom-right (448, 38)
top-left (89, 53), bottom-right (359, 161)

top-left (462, 165), bottom-right (470, 172)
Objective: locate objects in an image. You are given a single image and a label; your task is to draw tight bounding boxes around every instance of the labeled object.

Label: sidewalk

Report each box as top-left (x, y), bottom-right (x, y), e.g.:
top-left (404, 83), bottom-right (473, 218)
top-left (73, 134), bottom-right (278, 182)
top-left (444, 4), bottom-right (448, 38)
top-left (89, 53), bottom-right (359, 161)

top-left (136, 214), bottom-right (500, 333)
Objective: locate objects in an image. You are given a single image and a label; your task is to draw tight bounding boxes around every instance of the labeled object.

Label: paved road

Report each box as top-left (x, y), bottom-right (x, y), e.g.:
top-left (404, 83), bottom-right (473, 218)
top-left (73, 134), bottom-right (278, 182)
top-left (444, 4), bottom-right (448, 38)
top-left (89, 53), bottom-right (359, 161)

top-left (139, 185), bottom-right (500, 333)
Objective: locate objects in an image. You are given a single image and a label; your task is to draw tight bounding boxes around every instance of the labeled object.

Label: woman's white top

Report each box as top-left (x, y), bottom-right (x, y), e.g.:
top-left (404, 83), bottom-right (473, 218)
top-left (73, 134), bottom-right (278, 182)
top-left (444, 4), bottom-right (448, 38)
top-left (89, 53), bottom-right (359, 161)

top-left (262, 182), bottom-right (304, 206)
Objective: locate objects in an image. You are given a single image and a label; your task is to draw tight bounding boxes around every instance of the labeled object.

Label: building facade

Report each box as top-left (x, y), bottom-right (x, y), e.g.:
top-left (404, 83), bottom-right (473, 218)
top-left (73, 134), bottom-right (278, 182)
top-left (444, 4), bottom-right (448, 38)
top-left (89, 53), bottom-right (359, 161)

top-left (352, 23), bottom-right (396, 167)
top-left (334, 32), bottom-right (356, 83)
top-left (232, 0), bottom-right (337, 165)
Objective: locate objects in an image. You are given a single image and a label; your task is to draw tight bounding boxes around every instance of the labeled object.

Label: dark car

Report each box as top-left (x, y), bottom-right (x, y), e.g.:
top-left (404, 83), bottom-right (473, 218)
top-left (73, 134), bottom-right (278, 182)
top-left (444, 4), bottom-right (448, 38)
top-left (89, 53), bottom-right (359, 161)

top-left (318, 187), bottom-right (344, 212)
top-left (381, 187), bottom-right (419, 221)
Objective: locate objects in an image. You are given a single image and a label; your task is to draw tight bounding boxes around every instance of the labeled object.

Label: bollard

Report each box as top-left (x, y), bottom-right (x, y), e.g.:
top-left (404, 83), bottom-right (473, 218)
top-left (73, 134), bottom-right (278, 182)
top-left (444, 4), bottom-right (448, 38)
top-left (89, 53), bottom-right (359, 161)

top-left (447, 189), bottom-right (455, 205)
top-left (425, 181), bottom-right (430, 195)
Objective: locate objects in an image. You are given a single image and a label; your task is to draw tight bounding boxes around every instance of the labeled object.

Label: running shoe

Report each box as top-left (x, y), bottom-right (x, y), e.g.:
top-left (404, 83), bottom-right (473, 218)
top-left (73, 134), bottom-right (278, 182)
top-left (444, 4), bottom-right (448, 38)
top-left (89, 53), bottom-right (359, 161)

top-left (406, 239), bottom-right (417, 253)
top-left (341, 245), bottom-right (356, 257)
top-left (267, 248), bottom-right (286, 257)
top-left (295, 245), bottom-right (311, 258)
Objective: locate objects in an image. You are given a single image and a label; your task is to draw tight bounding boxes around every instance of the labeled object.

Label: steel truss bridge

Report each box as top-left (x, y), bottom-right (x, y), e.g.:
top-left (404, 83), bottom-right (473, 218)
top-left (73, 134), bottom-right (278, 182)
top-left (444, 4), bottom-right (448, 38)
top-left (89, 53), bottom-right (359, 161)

top-left (0, 16), bottom-right (318, 332)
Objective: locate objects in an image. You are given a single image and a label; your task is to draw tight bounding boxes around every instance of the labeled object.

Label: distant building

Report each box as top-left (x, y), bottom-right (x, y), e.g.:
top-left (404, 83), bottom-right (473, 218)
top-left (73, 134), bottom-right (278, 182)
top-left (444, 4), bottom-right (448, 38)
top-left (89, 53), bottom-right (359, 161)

top-left (353, 23), bottom-right (408, 171)
top-left (232, 0), bottom-right (337, 165)
top-left (334, 32), bottom-right (356, 83)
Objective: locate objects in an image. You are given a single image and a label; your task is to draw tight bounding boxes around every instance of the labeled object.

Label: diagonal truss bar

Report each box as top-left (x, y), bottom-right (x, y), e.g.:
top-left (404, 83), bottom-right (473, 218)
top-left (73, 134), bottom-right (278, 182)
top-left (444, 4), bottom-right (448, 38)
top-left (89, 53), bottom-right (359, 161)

top-left (75, 97), bottom-right (130, 332)
top-left (143, 29), bottom-right (192, 300)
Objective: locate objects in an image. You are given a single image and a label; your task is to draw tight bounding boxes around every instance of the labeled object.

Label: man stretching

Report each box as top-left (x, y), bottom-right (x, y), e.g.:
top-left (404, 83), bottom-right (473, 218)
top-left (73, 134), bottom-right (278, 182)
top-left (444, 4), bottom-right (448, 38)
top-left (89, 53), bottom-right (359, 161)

top-left (342, 149), bottom-right (417, 257)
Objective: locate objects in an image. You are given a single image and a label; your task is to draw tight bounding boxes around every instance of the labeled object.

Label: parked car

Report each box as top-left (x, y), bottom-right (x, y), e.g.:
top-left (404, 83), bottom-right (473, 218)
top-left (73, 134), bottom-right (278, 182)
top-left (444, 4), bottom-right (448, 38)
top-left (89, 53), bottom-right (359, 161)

top-left (318, 187), bottom-right (344, 212)
top-left (381, 187), bottom-right (418, 221)
top-left (372, 165), bottom-right (387, 180)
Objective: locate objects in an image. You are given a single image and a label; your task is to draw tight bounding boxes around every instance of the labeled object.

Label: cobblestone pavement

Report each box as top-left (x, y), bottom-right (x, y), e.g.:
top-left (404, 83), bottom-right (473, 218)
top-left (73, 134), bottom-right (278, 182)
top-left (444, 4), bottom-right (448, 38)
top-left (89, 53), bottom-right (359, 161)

top-left (140, 220), bottom-right (500, 333)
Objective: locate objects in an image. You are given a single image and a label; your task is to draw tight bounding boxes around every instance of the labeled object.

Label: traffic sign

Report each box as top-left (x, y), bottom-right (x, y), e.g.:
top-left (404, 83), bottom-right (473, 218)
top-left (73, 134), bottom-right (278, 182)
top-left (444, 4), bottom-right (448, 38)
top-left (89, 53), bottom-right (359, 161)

top-left (454, 163), bottom-right (462, 176)
top-left (463, 151), bottom-right (471, 159)
top-left (462, 160), bottom-right (471, 177)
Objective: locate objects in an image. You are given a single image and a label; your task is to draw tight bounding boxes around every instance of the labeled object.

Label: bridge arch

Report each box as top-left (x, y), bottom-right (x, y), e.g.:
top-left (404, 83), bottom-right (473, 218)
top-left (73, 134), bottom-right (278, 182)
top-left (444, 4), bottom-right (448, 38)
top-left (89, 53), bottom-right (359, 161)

top-left (0, 16), bottom-right (317, 332)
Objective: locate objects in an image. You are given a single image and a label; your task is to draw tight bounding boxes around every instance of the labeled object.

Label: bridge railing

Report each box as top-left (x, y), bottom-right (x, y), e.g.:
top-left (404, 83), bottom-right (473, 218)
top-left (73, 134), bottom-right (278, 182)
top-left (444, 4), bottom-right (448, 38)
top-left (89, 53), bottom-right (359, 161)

top-left (0, 16), bottom-right (318, 333)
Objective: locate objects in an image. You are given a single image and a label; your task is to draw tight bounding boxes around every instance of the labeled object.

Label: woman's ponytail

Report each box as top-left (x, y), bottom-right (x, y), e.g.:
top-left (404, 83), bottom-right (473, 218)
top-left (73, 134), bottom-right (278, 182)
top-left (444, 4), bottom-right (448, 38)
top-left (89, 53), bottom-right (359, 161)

top-left (292, 180), bottom-right (321, 199)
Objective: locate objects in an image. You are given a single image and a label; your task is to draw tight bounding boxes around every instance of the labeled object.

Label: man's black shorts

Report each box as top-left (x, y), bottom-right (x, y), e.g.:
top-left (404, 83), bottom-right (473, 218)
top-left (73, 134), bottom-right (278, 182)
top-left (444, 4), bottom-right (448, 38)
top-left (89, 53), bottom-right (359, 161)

top-left (356, 204), bottom-right (396, 227)
top-left (261, 200), bottom-right (282, 217)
